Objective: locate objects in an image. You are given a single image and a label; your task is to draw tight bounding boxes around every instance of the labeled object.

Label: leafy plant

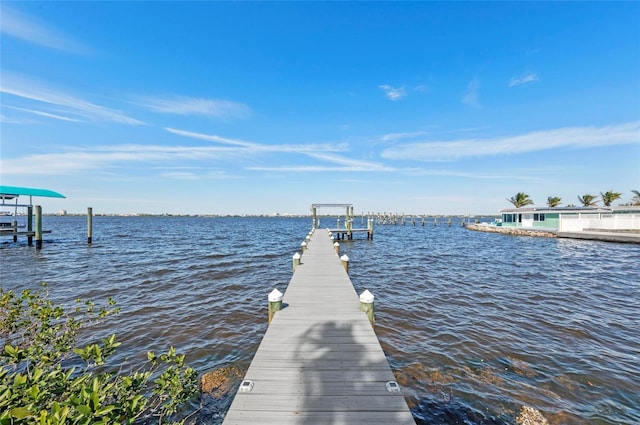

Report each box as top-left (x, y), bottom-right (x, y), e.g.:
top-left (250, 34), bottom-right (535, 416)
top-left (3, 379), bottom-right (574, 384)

top-left (600, 190), bottom-right (621, 207)
top-left (546, 196), bottom-right (562, 207)
top-left (507, 192), bottom-right (534, 208)
top-left (577, 193), bottom-right (598, 207)
top-left (0, 283), bottom-right (199, 425)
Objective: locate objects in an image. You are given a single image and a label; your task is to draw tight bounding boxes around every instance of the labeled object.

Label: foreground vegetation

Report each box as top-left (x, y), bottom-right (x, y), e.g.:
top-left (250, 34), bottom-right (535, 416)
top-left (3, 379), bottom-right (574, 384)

top-left (0, 284), bottom-right (198, 425)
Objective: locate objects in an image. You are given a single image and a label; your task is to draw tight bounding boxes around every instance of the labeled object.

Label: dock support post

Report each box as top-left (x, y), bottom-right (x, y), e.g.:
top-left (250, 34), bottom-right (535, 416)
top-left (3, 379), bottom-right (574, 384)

top-left (334, 241), bottom-right (340, 254)
top-left (448, 217), bottom-right (452, 227)
top-left (27, 206), bottom-right (33, 246)
top-left (312, 206), bottom-right (317, 229)
top-left (35, 205), bottom-right (42, 250)
top-left (292, 252), bottom-right (301, 272)
top-left (268, 288), bottom-right (283, 324)
top-left (340, 254), bottom-right (349, 274)
top-left (12, 219), bottom-right (18, 243)
top-left (87, 207), bottom-right (93, 244)
top-left (359, 290), bottom-right (375, 325)
top-left (301, 241), bottom-right (307, 254)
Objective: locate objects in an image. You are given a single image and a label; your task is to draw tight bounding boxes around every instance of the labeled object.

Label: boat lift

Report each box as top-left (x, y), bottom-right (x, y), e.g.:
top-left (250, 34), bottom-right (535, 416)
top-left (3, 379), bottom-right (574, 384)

top-left (0, 185), bottom-right (66, 247)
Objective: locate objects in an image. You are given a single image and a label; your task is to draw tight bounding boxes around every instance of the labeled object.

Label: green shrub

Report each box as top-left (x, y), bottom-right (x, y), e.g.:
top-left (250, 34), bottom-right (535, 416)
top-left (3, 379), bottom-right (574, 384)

top-left (0, 283), bottom-right (199, 425)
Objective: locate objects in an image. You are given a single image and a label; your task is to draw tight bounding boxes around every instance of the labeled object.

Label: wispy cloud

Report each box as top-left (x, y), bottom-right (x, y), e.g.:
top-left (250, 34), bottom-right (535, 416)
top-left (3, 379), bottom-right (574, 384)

top-left (381, 121), bottom-right (640, 161)
top-left (160, 172), bottom-right (201, 180)
top-left (166, 128), bottom-right (347, 153)
top-left (165, 128), bottom-right (255, 147)
top-left (462, 78), bottom-right (481, 108)
top-left (380, 131), bottom-right (430, 142)
top-left (4, 105), bottom-right (82, 122)
top-left (0, 145), bottom-right (238, 176)
top-left (133, 95), bottom-right (251, 119)
top-left (509, 72), bottom-right (540, 87)
top-left (403, 168), bottom-right (543, 182)
top-left (247, 165), bottom-right (389, 172)
top-left (304, 153), bottom-right (393, 171)
top-left (0, 6), bottom-right (91, 54)
top-left (0, 72), bottom-right (143, 125)
top-left (379, 85), bottom-right (407, 101)
top-left (159, 170), bottom-right (238, 180)
top-left (247, 152), bottom-right (394, 173)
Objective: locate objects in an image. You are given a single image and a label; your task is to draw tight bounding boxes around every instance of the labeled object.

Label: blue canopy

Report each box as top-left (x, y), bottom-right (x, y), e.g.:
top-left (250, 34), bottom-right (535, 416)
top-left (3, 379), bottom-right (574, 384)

top-left (0, 185), bottom-right (66, 199)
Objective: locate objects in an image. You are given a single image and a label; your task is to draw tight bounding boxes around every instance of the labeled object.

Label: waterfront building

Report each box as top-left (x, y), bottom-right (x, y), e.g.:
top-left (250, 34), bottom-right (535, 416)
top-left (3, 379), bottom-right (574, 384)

top-left (498, 206), bottom-right (640, 232)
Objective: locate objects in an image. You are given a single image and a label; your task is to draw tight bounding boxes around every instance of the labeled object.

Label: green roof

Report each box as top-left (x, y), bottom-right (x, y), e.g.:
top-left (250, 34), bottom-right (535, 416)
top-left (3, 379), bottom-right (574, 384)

top-left (0, 185), bottom-right (66, 199)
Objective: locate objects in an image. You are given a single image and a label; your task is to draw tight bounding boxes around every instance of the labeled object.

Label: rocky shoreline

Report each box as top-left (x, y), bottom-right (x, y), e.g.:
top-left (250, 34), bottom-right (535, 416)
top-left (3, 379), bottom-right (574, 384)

top-left (463, 223), bottom-right (557, 238)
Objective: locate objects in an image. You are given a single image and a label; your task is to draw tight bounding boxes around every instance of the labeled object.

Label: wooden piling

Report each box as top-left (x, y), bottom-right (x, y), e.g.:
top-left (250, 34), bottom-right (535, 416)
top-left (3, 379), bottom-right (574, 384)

top-left (268, 288), bottom-right (283, 324)
top-left (359, 289), bottom-right (375, 325)
top-left (292, 252), bottom-right (301, 272)
top-left (12, 219), bottom-right (18, 243)
top-left (35, 205), bottom-right (42, 249)
top-left (334, 241), bottom-right (340, 254)
top-left (87, 207), bottom-right (93, 244)
top-left (340, 254), bottom-right (349, 273)
top-left (301, 241), bottom-right (307, 254)
top-left (27, 206), bottom-right (33, 246)
top-left (312, 206), bottom-right (317, 229)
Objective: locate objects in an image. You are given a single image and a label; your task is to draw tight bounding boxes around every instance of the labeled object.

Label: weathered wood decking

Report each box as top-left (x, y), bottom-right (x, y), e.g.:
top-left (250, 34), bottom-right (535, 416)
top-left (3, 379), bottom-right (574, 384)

top-left (222, 230), bottom-right (415, 425)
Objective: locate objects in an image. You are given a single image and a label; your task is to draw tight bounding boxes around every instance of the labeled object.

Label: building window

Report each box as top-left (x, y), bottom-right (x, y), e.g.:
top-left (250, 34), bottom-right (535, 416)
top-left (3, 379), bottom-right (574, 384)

top-left (534, 213), bottom-right (545, 221)
top-left (503, 213), bottom-right (518, 223)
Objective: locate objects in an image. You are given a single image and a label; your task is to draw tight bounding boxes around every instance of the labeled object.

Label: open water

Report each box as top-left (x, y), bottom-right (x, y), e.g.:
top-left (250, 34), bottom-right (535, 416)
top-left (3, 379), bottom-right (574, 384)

top-left (1, 216), bottom-right (638, 424)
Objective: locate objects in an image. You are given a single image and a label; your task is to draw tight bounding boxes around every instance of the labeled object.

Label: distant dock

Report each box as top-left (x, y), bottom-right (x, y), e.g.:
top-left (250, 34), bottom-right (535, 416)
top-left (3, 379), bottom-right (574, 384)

top-left (222, 228), bottom-right (415, 424)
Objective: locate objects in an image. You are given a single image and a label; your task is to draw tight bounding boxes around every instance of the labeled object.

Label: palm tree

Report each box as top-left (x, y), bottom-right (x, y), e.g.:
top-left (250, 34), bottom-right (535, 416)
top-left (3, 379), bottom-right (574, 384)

top-left (547, 196), bottom-right (562, 207)
top-left (507, 192), bottom-right (534, 208)
top-left (577, 194), bottom-right (598, 207)
top-left (600, 190), bottom-right (622, 207)
top-left (631, 190), bottom-right (640, 206)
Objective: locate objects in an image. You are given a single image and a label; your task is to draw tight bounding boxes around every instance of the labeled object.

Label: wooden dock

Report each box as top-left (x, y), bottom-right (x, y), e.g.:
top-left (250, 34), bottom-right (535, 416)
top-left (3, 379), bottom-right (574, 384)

top-left (222, 229), bottom-right (415, 425)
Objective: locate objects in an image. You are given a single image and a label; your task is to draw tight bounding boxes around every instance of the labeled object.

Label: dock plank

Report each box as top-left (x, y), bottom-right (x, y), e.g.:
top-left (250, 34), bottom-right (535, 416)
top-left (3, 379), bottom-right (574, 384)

top-left (222, 230), bottom-right (415, 424)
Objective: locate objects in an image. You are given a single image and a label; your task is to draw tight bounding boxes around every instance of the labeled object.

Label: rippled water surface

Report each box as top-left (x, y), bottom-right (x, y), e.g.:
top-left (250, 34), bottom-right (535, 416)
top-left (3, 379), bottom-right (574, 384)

top-left (1, 216), bottom-right (639, 424)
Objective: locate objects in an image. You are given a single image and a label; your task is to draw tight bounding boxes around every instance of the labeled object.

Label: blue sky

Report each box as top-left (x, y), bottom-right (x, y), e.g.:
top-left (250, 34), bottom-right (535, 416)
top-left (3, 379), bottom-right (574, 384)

top-left (1, 2), bottom-right (639, 215)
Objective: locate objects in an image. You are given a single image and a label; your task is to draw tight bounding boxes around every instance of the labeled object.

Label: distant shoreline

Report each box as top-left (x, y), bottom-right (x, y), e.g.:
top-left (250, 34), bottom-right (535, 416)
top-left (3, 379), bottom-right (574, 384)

top-left (5, 213), bottom-right (499, 219)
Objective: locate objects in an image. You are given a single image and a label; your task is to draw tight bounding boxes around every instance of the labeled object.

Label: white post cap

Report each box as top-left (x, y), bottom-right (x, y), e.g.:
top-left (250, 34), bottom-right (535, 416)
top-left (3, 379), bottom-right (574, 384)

top-left (359, 289), bottom-right (374, 303)
top-left (301, 241), bottom-right (307, 247)
top-left (333, 242), bottom-right (340, 247)
top-left (340, 254), bottom-right (349, 262)
top-left (293, 252), bottom-right (301, 260)
top-left (268, 288), bottom-right (284, 302)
